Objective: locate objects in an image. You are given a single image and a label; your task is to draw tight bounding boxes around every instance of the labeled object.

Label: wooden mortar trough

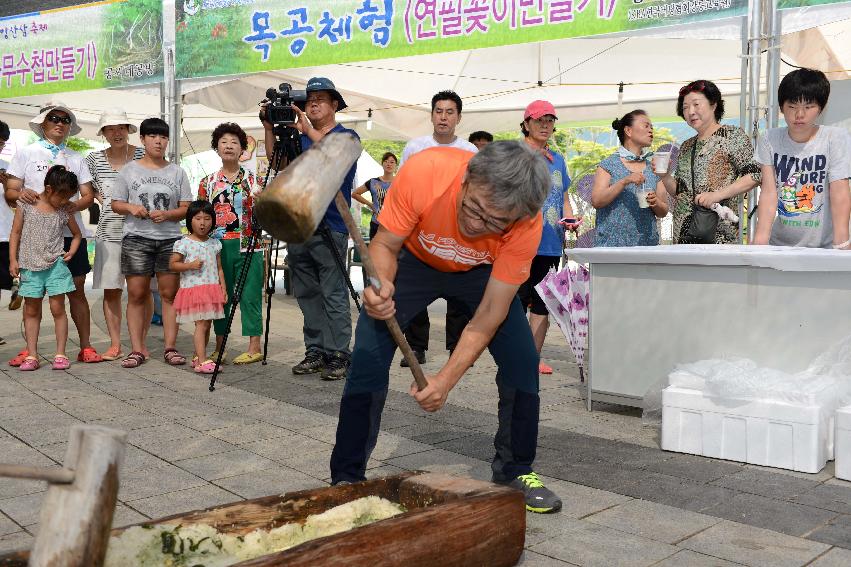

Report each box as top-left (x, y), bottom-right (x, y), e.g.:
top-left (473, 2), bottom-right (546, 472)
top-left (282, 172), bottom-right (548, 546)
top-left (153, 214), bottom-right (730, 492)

top-left (0, 471), bottom-right (526, 567)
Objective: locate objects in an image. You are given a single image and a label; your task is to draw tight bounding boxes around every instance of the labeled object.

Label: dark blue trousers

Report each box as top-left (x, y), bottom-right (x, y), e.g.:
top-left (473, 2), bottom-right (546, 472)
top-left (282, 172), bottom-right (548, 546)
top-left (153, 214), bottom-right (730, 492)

top-left (330, 251), bottom-right (541, 483)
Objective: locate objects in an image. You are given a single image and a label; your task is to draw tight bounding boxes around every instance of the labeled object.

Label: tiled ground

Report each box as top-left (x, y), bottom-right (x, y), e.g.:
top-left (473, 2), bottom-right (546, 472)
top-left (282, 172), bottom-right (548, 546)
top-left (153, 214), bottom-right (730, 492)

top-left (0, 286), bottom-right (849, 566)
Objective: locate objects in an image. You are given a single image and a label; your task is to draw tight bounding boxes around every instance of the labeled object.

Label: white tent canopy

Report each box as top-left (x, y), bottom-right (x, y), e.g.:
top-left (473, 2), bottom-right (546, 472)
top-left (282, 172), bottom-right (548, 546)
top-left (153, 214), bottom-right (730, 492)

top-left (2, 3), bottom-right (851, 155)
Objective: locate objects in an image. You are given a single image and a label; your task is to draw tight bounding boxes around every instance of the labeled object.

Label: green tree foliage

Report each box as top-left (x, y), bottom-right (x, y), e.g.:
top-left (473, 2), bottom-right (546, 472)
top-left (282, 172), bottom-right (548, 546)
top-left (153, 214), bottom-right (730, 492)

top-left (362, 139), bottom-right (406, 164)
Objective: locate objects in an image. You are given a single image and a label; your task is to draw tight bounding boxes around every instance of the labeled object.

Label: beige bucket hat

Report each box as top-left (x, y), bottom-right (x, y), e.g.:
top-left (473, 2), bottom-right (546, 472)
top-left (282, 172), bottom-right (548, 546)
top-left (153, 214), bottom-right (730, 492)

top-left (29, 100), bottom-right (82, 138)
top-left (97, 107), bottom-right (138, 136)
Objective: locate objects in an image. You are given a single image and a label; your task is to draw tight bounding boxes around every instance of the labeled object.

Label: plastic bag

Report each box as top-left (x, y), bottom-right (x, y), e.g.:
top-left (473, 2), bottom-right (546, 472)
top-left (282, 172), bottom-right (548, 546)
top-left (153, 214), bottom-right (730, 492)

top-left (641, 335), bottom-right (851, 423)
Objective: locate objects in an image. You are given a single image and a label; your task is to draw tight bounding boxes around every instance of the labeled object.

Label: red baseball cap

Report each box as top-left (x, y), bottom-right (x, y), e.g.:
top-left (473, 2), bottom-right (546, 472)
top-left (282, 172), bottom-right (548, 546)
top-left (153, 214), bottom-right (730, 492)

top-left (524, 100), bottom-right (558, 120)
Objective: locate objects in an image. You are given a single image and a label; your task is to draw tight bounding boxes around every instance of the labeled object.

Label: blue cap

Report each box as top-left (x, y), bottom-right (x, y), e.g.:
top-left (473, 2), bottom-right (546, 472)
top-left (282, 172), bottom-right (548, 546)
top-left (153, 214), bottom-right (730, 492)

top-left (300, 77), bottom-right (347, 111)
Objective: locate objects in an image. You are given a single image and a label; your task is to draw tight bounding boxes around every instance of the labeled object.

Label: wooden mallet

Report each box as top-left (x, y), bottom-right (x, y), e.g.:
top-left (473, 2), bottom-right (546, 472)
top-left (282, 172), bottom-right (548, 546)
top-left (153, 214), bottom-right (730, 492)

top-left (255, 133), bottom-right (428, 390)
top-left (0, 424), bottom-right (127, 567)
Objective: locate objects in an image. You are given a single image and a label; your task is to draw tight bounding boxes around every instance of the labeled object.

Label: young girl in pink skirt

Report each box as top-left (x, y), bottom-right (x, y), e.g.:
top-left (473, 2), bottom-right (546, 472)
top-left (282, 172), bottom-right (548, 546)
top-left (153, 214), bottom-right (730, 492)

top-left (169, 200), bottom-right (227, 374)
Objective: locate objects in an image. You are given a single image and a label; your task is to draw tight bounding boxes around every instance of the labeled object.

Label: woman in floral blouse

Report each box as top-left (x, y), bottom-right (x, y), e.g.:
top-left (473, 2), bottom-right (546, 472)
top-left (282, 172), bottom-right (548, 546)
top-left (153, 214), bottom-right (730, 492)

top-left (660, 80), bottom-right (761, 244)
top-left (198, 123), bottom-right (263, 364)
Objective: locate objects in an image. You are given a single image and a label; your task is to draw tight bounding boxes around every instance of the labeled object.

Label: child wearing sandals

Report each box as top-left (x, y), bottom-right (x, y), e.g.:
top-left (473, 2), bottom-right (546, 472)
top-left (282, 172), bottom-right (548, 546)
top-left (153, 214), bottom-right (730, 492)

top-left (111, 117), bottom-right (191, 368)
top-left (170, 201), bottom-right (227, 374)
top-left (8, 166), bottom-right (82, 371)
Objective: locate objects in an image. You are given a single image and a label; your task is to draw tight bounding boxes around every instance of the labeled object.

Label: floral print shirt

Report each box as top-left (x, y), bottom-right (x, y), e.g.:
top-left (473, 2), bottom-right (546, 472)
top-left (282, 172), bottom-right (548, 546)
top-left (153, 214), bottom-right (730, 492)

top-left (198, 167), bottom-right (260, 251)
top-left (672, 125), bottom-right (761, 244)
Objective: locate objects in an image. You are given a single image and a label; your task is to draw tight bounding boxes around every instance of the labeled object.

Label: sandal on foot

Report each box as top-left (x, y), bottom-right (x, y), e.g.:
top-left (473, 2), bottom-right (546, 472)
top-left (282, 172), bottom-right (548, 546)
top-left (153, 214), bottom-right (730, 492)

top-left (77, 347), bottom-right (104, 364)
top-left (52, 355), bottom-right (70, 370)
top-left (19, 356), bottom-right (40, 371)
top-left (538, 361), bottom-right (553, 375)
top-left (233, 352), bottom-right (263, 365)
top-left (194, 359), bottom-right (218, 374)
top-left (121, 352), bottom-right (145, 369)
top-left (9, 349), bottom-right (29, 367)
top-left (101, 346), bottom-right (122, 361)
top-left (164, 348), bottom-right (186, 366)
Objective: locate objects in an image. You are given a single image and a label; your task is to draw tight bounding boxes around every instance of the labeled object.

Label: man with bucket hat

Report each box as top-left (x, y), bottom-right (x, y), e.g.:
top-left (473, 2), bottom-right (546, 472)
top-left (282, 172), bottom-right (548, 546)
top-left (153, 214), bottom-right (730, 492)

top-left (4, 101), bottom-right (104, 365)
top-left (261, 77), bottom-right (359, 380)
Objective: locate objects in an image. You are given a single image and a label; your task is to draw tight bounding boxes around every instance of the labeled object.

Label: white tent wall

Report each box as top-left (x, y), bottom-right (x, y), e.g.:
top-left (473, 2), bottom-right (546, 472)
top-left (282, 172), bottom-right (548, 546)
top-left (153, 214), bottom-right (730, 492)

top-left (2, 2), bottom-right (851, 156)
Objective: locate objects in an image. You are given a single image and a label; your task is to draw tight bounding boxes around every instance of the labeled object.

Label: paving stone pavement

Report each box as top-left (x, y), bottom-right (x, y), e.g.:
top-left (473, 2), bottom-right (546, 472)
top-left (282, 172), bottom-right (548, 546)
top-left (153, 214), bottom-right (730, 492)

top-left (1, 290), bottom-right (850, 566)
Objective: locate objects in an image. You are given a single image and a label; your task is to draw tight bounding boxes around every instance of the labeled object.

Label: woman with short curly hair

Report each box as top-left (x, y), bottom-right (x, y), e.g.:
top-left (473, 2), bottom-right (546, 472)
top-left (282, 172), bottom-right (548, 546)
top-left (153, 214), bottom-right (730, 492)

top-left (197, 122), bottom-right (264, 365)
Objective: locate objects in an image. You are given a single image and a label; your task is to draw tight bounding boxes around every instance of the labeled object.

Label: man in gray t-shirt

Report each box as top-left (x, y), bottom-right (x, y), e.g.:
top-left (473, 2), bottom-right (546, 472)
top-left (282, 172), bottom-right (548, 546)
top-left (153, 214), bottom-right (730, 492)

top-left (755, 125), bottom-right (851, 248)
top-left (112, 160), bottom-right (192, 240)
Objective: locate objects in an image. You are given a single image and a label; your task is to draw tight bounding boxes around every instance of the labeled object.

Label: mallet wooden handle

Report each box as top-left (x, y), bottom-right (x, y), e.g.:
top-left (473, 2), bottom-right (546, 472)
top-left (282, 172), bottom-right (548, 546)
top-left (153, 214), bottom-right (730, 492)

top-left (0, 464), bottom-right (75, 484)
top-left (334, 192), bottom-right (428, 391)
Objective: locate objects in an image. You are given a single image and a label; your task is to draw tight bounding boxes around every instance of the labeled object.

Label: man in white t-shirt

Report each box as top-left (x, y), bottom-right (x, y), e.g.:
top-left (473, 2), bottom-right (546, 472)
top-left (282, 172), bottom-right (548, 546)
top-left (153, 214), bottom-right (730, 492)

top-left (399, 90), bottom-right (478, 367)
top-left (4, 101), bottom-right (104, 365)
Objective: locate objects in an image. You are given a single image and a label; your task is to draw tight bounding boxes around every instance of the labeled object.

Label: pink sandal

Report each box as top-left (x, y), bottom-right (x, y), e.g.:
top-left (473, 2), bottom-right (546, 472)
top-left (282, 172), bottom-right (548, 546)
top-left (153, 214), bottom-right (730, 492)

top-left (19, 356), bottom-right (40, 371)
top-left (52, 355), bottom-right (70, 370)
top-left (194, 359), bottom-right (218, 374)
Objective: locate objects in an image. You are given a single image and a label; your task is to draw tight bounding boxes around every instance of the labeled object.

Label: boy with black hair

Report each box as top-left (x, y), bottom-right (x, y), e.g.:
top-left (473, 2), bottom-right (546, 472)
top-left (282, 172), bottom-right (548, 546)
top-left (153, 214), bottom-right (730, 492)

top-left (753, 68), bottom-right (851, 249)
top-left (112, 117), bottom-right (192, 368)
top-left (468, 130), bottom-right (494, 151)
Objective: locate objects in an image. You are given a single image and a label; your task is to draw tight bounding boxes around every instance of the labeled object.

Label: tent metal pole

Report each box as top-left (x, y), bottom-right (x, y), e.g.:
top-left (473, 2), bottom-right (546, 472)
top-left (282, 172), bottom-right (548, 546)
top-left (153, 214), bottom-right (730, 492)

top-left (745, 0), bottom-right (764, 242)
top-left (739, 15), bottom-right (749, 241)
top-left (766, 0), bottom-right (782, 129)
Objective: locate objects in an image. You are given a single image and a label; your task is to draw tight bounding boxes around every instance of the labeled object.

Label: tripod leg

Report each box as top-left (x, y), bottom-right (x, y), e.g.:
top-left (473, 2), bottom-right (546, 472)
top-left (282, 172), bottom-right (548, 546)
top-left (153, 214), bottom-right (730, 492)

top-left (262, 239), bottom-right (278, 365)
top-left (210, 232), bottom-right (258, 391)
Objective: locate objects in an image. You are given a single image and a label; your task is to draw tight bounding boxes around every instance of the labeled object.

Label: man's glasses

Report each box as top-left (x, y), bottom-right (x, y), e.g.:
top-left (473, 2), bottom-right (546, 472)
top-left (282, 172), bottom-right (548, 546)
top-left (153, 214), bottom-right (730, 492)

top-left (306, 97), bottom-right (331, 106)
top-left (531, 117), bottom-right (556, 125)
top-left (461, 187), bottom-right (513, 234)
top-left (679, 81), bottom-right (706, 97)
top-left (46, 114), bottom-right (72, 125)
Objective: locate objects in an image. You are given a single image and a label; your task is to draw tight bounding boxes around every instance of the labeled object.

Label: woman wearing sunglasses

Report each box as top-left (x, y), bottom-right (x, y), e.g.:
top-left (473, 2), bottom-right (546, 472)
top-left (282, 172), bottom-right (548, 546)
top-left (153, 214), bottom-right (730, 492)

top-left (658, 80), bottom-right (761, 244)
top-left (3, 100), bottom-right (105, 366)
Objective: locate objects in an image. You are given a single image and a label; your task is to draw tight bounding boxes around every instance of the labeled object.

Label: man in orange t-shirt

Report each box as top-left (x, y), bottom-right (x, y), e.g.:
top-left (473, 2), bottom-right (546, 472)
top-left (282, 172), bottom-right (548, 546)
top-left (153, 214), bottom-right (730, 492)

top-left (330, 142), bottom-right (563, 513)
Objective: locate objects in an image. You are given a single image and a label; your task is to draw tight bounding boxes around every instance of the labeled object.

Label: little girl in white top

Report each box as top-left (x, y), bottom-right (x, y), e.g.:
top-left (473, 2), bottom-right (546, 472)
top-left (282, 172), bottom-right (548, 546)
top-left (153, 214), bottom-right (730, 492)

top-left (170, 200), bottom-right (227, 374)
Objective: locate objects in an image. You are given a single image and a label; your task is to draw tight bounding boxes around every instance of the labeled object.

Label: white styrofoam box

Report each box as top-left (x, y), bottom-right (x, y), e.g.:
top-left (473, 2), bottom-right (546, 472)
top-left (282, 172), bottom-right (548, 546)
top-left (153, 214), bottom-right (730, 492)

top-left (836, 406), bottom-right (851, 481)
top-left (661, 386), bottom-right (834, 473)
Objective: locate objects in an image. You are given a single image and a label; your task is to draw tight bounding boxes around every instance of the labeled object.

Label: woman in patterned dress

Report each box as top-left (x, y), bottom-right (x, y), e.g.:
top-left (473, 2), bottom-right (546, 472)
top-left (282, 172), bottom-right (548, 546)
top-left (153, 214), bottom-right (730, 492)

top-left (659, 80), bottom-right (761, 244)
top-left (198, 123), bottom-right (264, 365)
top-left (591, 109), bottom-right (668, 246)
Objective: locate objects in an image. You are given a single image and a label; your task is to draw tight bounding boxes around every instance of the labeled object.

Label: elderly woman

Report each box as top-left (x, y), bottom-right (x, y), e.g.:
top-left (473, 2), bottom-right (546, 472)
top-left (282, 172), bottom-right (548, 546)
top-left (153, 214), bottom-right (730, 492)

top-left (659, 80), bottom-right (760, 244)
top-left (516, 100), bottom-right (576, 375)
top-left (591, 109), bottom-right (668, 246)
top-left (86, 109), bottom-right (146, 361)
top-left (3, 101), bottom-right (102, 365)
top-left (198, 123), bottom-right (264, 365)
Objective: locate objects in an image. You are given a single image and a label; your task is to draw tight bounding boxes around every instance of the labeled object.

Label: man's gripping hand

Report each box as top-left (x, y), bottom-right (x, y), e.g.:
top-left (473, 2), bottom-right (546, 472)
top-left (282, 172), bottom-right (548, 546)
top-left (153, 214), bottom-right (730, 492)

top-left (363, 279), bottom-right (396, 320)
top-left (410, 375), bottom-right (449, 412)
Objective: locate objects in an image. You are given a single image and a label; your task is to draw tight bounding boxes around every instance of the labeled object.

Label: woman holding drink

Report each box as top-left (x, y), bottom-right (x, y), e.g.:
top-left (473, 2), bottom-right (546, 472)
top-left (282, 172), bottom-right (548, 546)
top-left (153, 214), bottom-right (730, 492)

top-left (591, 109), bottom-right (668, 246)
top-left (658, 80), bottom-right (760, 244)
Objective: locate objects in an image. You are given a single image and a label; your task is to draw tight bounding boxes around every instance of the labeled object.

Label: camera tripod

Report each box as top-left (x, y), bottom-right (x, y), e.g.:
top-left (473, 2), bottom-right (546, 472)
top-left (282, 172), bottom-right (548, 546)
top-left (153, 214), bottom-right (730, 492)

top-left (209, 124), bottom-right (361, 391)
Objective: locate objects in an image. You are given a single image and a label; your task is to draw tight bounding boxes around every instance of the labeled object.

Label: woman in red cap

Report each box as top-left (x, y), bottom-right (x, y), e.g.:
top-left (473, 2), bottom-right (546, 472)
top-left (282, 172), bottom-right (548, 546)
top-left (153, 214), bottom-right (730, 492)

top-left (517, 100), bottom-right (578, 375)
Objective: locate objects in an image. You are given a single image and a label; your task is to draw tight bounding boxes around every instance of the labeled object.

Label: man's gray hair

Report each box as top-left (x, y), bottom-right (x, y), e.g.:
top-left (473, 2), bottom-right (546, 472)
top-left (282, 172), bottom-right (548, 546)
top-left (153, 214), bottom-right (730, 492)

top-left (466, 141), bottom-right (551, 218)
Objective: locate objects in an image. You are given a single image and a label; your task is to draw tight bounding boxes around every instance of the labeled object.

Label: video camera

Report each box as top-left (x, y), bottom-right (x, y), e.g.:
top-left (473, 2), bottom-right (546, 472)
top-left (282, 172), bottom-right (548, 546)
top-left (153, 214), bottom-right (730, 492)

top-left (264, 83), bottom-right (307, 126)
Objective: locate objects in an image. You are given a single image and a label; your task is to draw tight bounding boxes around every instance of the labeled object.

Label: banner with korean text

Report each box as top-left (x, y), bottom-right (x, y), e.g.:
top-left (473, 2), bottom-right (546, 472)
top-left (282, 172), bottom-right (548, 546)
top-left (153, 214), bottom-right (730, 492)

top-left (0, 0), bottom-right (162, 99)
top-left (175, 0), bottom-right (751, 81)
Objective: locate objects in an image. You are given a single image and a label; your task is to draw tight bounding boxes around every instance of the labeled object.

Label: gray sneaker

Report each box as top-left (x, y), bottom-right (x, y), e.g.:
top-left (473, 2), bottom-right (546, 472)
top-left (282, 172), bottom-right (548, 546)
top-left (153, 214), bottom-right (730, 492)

top-left (508, 472), bottom-right (562, 514)
top-left (292, 351), bottom-right (325, 375)
top-left (321, 352), bottom-right (350, 381)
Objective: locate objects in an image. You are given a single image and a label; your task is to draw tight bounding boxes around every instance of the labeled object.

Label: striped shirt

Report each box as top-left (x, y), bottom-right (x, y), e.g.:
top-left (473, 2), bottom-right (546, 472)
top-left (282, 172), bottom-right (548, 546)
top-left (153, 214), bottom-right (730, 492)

top-left (86, 147), bottom-right (145, 243)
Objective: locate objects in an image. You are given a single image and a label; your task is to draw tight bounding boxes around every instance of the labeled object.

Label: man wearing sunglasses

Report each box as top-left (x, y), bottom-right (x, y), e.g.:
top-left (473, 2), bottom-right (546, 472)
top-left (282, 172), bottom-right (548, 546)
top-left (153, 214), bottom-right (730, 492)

top-left (4, 101), bottom-right (103, 365)
top-left (330, 141), bottom-right (564, 514)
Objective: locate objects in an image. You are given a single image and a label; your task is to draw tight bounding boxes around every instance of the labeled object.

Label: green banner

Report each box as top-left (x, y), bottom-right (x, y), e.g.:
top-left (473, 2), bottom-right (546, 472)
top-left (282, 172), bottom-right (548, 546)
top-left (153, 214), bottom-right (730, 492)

top-left (0, 0), bottom-right (162, 98)
top-left (176, 0), bottom-right (749, 81)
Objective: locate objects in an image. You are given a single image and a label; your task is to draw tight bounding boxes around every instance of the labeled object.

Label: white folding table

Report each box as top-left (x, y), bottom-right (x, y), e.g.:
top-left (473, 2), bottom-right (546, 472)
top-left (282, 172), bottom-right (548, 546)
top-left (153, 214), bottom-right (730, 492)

top-left (568, 245), bottom-right (851, 410)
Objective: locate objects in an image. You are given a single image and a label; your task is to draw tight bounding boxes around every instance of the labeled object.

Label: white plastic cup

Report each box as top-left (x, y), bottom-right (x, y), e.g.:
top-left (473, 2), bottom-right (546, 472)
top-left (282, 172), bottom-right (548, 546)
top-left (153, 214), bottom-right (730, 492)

top-left (636, 191), bottom-right (650, 208)
top-left (653, 151), bottom-right (671, 174)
